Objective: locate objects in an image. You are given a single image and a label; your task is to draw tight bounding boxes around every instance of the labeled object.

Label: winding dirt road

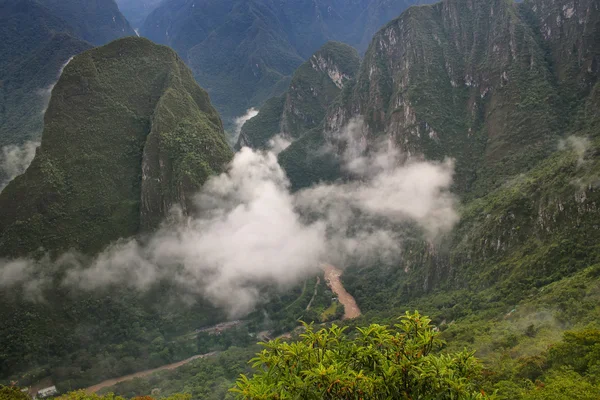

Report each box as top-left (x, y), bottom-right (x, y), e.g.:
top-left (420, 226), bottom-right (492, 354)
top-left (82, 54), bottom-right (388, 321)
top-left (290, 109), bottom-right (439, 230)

top-left (322, 264), bottom-right (361, 319)
top-left (84, 267), bottom-right (358, 394)
top-left (85, 352), bottom-right (216, 393)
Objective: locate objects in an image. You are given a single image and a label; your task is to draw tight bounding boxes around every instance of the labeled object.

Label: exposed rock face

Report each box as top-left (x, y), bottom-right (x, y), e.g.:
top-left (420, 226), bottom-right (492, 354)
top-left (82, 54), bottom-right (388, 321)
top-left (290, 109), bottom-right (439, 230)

top-left (280, 42), bottom-right (361, 139)
top-left (0, 38), bottom-right (232, 257)
top-left (321, 0), bottom-right (571, 195)
top-left (236, 41), bottom-right (360, 150)
top-left (284, 0), bottom-right (598, 191)
top-left (278, 0), bottom-right (600, 302)
top-left (524, 0), bottom-right (599, 92)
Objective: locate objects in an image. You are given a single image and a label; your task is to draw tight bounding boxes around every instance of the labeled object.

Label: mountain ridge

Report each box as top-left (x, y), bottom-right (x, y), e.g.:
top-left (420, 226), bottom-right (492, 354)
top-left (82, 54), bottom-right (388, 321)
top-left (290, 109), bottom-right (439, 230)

top-left (0, 0), bottom-right (136, 187)
top-left (236, 41), bottom-right (360, 150)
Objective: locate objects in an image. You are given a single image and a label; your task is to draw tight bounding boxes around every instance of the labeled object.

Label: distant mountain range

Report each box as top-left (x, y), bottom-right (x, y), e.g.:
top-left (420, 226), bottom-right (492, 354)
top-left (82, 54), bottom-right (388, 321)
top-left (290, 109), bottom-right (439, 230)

top-left (115, 0), bottom-right (163, 29)
top-left (140, 0), bottom-right (427, 122)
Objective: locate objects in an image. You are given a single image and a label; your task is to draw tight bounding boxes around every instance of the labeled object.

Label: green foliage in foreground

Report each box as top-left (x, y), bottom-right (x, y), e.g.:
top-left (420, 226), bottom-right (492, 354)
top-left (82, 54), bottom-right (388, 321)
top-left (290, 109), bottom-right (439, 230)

top-left (0, 385), bottom-right (29, 400)
top-left (55, 391), bottom-right (190, 400)
top-left (232, 312), bottom-right (490, 400)
top-left (74, 307), bottom-right (600, 400)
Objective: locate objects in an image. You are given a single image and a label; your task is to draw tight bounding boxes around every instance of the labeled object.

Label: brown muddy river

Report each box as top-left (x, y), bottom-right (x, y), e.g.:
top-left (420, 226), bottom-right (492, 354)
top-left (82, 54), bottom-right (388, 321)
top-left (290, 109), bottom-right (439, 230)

top-left (322, 263), bottom-right (361, 319)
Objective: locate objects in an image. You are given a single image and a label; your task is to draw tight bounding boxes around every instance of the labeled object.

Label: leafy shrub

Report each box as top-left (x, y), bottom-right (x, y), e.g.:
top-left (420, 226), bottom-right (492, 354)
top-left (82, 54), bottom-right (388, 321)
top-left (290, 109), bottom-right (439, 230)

top-left (232, 312), bottom-right (491, 399)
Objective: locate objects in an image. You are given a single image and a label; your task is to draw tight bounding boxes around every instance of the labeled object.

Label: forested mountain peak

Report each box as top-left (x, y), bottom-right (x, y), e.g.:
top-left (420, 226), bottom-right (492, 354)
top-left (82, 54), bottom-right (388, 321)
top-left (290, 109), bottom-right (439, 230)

top-left (290, 0), bottom-right (599, 195)
top-left (0, 37), bottom-right (232, 257)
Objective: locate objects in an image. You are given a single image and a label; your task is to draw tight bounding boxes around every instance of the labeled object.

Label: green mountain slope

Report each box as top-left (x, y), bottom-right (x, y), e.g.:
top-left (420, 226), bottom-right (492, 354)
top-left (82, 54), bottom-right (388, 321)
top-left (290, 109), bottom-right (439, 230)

top-left (272, 3), bottom-right (600, 390)
top-left (0, 0), bottom-right (136, 187)
top-left (0, 37), bottom-right (233, 385)
top-left (0, 37), bottom-right (232, 257)
top-left (140, 0), bottom-right (427, 122)
top-left (279, 0), bottom-right (600, 308)
top-left (236, 41), bottom-right (360, 150)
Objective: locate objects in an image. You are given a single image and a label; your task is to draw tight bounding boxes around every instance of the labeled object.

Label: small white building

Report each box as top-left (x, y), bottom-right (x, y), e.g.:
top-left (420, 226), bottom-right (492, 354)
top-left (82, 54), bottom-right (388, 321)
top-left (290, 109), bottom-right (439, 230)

top-left (37, 386), bottom-right (58, 398)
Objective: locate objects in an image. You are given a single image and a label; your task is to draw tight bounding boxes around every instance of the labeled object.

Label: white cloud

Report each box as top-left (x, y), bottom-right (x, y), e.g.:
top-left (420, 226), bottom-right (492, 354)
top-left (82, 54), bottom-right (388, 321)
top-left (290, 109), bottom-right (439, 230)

top-left (559, 135), bottom-right (590, 167)
top-left (0, 141), bottom-right (40, 192)
top-left (232, 108), bottom-right (259, 144)
top-left (267, 134), bottom-right (292, 155)
top-left (2, 119), bottom-right (459, 317)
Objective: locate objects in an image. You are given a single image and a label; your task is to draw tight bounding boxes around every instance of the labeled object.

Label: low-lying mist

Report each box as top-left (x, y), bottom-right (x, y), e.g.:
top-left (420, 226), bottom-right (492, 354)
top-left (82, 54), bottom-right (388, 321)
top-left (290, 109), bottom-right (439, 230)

top-left (0, 118), bottom-right (458, 317)
top-left (0, 141), bottom-right (40, 192)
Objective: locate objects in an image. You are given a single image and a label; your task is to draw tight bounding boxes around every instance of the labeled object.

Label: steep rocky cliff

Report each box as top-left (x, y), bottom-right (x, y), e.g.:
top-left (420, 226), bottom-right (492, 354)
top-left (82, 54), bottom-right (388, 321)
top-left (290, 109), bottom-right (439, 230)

top-left (0, 37), bottom-right (232, 257)
top-left (236, 41), bottom-right (360, 150)
top-left (278, 0), bottom-right (600, 307)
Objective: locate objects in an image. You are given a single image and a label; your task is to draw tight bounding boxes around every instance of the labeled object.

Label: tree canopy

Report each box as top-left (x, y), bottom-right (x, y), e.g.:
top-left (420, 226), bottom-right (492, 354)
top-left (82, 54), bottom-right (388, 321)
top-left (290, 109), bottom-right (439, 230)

top-left (232, 312), bottom-right (491, 399)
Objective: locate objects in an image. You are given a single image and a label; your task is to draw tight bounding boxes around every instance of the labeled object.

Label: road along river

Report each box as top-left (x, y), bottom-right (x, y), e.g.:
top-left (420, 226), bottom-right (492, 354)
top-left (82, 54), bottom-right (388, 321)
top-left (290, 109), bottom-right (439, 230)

top-left (85, 266), bottom-right (359, 393)
top-left (85, 352), bottom-right (216, 393)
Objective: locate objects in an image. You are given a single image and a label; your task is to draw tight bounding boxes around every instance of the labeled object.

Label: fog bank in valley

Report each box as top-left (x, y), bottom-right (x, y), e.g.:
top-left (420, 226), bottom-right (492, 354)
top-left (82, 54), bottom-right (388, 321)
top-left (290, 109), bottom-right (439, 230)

top-left (1, 119), bottom-right (459, 316)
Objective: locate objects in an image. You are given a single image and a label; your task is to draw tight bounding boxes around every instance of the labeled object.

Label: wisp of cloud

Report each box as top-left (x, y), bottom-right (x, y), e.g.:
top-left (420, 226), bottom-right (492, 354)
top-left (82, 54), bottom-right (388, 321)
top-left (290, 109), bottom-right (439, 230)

top-left (232, 108), bottom-right (259, 144)
top-left (0, 141), bottom-right (40, 192)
